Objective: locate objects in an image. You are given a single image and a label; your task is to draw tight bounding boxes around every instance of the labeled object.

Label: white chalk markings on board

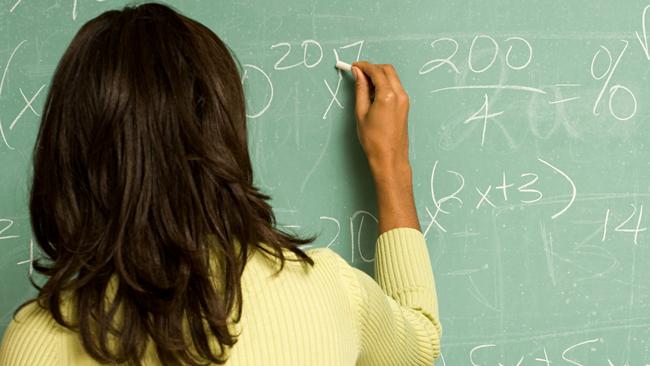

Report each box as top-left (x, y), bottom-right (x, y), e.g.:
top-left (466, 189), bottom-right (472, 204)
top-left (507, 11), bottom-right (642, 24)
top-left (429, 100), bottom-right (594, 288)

top-left (418, 38), bottom-right (460, 75)
top-left (419, 35), bottom-right (532, 76)
top-left (18, 87), bottom-right (40, 116)
top-left (590, 40), bottom-right (637, 121)
top-left (3, 217), bottom-right (35, 277)
top-left (496, 172), bottom-right (514, 201)
top-left (537, 158), bottom-right (576, 219)
top-left (548, 83), bottom-right (581, 106)
top-left (338, 40), bottom-right (364, 64)
top-left (0, 118), bottom-right (15, 150)
top-left (280, 225), bottom-right (301, 229)
top-left (72, 0), bottom-right (108, 21)
top-left (428, 159), bottom-right (576, 231)
top-left (322, 41), bottom-right (364, 119)
top-left (249, 36), bottom-right (643, 131)
top-left (431, 84), bottom-right (547, 95)
top-left (562, 338), bottom-right (601, 366)
top-left (0, 219), bottom-right (19, 240)
top-left (602, 208), bottom-right (611, 242)
top-left (614, 204), bottom-right (646, 245)
top-left (540, 222), bottom-right (557, 287)
top-left (271, 42), bottom-right (304, 70)
top-left (423, 206), bottom-right (445, 236)
top-left (468, 35), bottom-right (499, 74)
top-left (270, 40), bottom-right (324, 70)
top-left (311, 212), bottom-right (377, 264)
top-left (469, 344), bottom-right (498, 366)
top-left (293, 211), bottom-right (377, 264)
top-left (72, 0), bottom-right (78, 20)
top-left (241, 64), bottom-right (274, 119)
top-left (519, 173), bottom-right (543, 203)
top-left (350, 210), bottom-right (378, 263)
top-left (474, 172), bottom-right (543, 210)
top-left (425, 33), bottom-right (642, 149)
top-left (474, 186), bottom-right (496, 210)
top-left (302, 40), bottom-right (323, 68)
top-left (524, 83), bottom-right (580, 140)
top-left (504, 36), bottom-right (533, 71)
top-left (16, 239), bottom-right (34, 276)
top-left (9, 0), bottom-right (22, 13)
top-left (430, 160), bottom-right (465, 215)
top-left (267, 39), bottom-right (364, 120)
top-left (9, 0), bottom-right (107, 18)
top-left (0, 40), bottom-right (29, 149)
top-left (319, 216), bottom-right (340, 250)
top-left (463, 338), bottom-right (631, 366)
top-left (9, 84), bottom-right (46, 130)
top-left (322, 70), bottom-right (343, 120)
top-left (464, 94), bottom-right (504, 147)
top-left (425, 160), bottom-right (465, 234)
top-left (607, 84), bottom-right (637, 121)
top-left (535, 347), bottom-right (552, 366)
top-left (635, 4), bottom-right (650, 60)
top-left (602, 205), bottom-right (647, 245)
top-left (0, 40), bottom-right (27, 97)
top-left (427, 164), bottom-right (464, 233)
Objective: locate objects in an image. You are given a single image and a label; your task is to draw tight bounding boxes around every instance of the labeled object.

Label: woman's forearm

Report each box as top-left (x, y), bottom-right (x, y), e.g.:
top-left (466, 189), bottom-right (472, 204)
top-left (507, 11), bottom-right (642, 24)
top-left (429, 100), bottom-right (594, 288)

top-left (370, 161), bottom-right (421, 235)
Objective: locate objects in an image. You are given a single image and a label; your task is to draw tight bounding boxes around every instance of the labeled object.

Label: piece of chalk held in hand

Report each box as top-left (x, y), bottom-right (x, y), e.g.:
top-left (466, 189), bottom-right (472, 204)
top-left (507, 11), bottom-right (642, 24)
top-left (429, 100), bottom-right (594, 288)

top-left (335, 61), bottom-right (352, 72)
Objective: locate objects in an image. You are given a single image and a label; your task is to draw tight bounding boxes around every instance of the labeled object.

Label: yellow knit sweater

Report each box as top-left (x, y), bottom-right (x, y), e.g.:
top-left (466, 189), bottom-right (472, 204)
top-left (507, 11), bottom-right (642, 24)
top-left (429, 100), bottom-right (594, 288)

top-left (0, 227), bottom-right (441, 365)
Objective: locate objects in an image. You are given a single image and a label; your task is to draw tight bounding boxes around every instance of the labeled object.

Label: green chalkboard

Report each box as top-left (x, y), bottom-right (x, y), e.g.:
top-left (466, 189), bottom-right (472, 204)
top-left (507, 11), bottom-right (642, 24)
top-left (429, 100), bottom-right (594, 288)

top-left (2, 0), bottom-right (650, 364)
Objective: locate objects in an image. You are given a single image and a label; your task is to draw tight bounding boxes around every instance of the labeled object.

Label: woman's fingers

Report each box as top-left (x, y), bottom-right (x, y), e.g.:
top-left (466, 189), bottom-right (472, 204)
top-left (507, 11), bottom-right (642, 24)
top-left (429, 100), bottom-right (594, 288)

top-left (353, 61), bottom-right (391, 99)
top-left (379, 64), bottom-right (406, 96)
top-left (352, 66), bottom-right (371, 121)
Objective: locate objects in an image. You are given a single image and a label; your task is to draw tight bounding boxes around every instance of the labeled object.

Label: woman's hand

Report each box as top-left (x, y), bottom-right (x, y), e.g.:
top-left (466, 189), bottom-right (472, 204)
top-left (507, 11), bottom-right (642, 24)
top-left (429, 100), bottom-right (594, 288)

top-left (351, 61), bottom-right (411, 175)
top-left (351, 61), bottom-right (420, 234)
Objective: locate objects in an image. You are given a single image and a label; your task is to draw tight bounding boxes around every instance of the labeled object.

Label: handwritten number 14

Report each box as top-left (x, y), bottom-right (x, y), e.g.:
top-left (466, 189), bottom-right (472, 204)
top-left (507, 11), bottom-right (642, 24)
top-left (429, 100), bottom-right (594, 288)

top-left (602, 205), bottom-right (647, 245)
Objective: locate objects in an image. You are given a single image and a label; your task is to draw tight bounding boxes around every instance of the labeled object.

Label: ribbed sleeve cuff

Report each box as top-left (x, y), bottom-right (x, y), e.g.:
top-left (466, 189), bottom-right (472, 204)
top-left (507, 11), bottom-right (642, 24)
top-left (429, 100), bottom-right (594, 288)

top-left (375, 227), bottom-right (439, 318)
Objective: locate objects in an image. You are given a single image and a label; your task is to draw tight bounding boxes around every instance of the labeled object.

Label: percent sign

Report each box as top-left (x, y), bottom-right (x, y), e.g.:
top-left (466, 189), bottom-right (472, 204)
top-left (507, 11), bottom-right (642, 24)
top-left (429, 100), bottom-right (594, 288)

top-left (590, 40), bottom-right (638, 121)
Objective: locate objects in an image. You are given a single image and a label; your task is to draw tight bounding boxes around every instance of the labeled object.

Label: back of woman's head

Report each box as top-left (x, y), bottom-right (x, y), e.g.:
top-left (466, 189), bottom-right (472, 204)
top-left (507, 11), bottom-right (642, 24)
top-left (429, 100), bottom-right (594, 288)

top-left (28, 2), bottom-right (314, 365)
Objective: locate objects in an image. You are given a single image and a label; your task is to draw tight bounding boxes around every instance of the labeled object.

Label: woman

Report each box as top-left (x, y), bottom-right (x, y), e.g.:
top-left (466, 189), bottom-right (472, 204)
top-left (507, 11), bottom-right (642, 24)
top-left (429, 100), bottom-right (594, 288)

top-left (0, 2), bottom-right (441, 365)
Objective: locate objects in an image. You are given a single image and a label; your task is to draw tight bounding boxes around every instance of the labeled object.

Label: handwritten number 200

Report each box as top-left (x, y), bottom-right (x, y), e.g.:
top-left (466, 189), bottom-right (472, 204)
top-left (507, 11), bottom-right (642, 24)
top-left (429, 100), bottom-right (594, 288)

top-left (419, 35), bottom-right (532, 75)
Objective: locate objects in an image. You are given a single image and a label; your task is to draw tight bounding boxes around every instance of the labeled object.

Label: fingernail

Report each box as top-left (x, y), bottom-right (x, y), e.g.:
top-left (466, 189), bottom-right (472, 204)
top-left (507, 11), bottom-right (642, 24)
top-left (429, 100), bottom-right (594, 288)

top-left (351, 67), bottom-right (358, 80)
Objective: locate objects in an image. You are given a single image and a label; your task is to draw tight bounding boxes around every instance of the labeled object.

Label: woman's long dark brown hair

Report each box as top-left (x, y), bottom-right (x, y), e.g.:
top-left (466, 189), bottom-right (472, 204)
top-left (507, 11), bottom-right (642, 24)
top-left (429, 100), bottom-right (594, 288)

top-left (26, 2), bottom-right (315, 365)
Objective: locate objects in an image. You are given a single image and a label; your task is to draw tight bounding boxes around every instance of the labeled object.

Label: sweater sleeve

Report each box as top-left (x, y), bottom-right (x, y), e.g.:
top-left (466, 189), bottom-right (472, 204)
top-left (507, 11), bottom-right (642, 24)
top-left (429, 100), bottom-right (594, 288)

top-left (336, 227), bottom-right (442, 365)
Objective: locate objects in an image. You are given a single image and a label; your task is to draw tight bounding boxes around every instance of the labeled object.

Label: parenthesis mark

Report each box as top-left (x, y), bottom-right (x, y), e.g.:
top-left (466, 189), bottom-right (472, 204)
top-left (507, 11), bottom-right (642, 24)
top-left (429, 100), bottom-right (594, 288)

top-left (538, 158), bottom-right (576, 220)
top-left (0, 40), bottom-right (27, 97)
top-left (242, 64), bottom-right (274, 119)
top-left (0, 118), bottom-right (15, 150)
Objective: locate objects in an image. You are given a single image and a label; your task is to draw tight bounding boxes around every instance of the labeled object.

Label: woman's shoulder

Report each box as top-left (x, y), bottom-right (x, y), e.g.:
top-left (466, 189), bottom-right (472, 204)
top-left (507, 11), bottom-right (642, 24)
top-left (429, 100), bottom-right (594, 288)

top-left (0, 301), bottom-right (67, 365)
top-left (277, 246), bottom-right (362, 292)
top-left (245, 244), bottom-right (356, 282)
top-left (303, 246), bottom-right (341, 260)
top-left (304, 247), bottom-right (355, 272)
top-left (253, 244), bottom-right (351, 270)
top-left (5, 300), bottom-right (59, 331)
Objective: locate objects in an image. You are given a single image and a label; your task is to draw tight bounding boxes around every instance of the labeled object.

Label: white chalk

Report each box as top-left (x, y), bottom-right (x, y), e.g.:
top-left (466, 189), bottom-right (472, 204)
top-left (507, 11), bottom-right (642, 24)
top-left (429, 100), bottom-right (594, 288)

top-left (335, 61), bottom-right (352, 72)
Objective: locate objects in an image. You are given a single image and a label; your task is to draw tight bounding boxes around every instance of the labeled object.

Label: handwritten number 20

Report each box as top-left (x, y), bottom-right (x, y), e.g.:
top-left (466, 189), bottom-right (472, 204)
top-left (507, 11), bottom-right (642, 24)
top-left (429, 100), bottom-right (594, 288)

top-left (419, 35), bottom-right (532, 75)
top-left (271, 40), bottom-right (324, 70)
